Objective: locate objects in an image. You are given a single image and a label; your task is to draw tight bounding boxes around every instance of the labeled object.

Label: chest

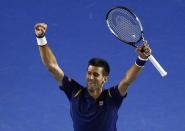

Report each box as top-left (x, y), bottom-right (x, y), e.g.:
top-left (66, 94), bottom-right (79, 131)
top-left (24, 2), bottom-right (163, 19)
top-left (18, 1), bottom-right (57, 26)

top-left (70, 91), bottom-right (116, 119)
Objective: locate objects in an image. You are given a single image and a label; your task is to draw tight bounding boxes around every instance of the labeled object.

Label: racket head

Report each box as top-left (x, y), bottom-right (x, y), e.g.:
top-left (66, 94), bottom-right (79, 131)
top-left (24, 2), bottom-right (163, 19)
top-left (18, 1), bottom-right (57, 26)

top-left (106, 6), bottom-right (144, 47)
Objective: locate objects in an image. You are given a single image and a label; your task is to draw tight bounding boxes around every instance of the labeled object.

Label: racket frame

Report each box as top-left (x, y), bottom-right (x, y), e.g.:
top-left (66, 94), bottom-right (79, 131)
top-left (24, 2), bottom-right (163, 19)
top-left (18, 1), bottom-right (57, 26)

top-left (106, 6), bottom-right (167, 77)
top-left (106, 6), bottom-right (144, 48)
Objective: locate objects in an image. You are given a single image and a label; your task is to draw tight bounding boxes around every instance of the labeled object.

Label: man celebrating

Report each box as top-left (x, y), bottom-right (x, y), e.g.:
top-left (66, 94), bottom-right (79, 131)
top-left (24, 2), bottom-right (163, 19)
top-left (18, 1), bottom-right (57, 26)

top-left (34, 23), bottom-right (151, 131)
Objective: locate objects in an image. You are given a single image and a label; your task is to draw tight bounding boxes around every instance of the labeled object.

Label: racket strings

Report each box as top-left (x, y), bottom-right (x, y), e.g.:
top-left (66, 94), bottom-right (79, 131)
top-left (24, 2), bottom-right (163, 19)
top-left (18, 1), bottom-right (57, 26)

top-left (107, 9), bottom-right (141, 43)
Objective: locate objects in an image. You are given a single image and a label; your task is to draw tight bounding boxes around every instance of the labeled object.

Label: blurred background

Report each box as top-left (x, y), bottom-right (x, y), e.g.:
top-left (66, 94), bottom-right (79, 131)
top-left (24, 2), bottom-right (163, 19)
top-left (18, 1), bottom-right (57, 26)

top-left (0, 0), bottom-right (185, 130)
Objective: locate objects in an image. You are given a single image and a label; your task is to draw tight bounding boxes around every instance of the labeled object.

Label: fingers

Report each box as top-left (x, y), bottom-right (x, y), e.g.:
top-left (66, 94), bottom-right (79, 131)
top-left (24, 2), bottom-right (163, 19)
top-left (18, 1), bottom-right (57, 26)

top-left (34, 23), bottom-right (47, 37)
top-left (142, 41), bottom-right (152, 56)
top-left (136, 40), bottom-right (152, 59)
top-left (34, 23), bottom-right (47, 30)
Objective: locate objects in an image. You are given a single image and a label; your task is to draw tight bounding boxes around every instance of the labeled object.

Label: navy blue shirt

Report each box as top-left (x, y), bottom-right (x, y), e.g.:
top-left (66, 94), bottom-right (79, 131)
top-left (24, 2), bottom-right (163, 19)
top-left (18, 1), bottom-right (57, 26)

top-left (59, 76), bottom-right (127, 131)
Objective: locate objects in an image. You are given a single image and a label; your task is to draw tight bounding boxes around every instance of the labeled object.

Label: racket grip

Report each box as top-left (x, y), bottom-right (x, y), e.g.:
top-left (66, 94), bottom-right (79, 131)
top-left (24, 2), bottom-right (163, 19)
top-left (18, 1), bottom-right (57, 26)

top-left (148, 55), bottom-right (167, 77)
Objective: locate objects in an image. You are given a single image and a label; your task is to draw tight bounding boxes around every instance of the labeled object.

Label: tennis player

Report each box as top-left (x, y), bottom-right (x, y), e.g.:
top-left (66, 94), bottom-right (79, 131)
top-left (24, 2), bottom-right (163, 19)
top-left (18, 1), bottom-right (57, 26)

top-left (34, 23), bottom-right (151, 131)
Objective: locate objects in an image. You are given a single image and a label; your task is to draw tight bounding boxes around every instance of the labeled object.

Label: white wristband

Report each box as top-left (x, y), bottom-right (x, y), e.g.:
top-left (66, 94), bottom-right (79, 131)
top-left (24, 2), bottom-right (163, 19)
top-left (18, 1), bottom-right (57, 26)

top-left (36, 36), bottom-right (47, 46)
top-left (138, 56), bottom-right (148, 61)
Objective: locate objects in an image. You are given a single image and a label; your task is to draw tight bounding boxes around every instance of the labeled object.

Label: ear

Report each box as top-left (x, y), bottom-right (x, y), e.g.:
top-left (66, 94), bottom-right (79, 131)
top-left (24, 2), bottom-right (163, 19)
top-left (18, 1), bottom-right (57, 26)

top-left (103, 76), bottom-right (108, 83)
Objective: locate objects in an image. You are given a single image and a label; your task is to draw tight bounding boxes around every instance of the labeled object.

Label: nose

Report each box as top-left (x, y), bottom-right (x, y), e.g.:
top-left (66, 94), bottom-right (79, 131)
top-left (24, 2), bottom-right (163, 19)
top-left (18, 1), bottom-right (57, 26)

top-left (88, 73), bottom-right (96, 81)
top-left (89, 74), bottom-right (94, 80)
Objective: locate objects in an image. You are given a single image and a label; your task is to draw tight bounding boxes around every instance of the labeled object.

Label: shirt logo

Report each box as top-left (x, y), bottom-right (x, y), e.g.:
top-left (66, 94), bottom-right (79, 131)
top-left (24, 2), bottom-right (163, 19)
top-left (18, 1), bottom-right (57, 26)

top-left (68, 77), bottom-right (72, 82)
top-left (99, 101), bottom-right (104, 106)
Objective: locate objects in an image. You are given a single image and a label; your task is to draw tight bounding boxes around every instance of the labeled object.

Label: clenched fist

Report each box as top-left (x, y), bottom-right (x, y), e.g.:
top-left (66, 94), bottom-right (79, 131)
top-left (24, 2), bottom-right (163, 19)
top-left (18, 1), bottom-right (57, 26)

top-left (136, 41), bottom-right (152, 60)
top-left (34, 23), bottom-right (47, 38)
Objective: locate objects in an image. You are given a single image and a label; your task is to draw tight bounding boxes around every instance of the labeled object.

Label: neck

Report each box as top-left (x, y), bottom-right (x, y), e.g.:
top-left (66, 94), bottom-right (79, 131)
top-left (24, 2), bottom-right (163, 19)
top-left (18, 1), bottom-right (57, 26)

top-left (88, 88), bottom-right (103, 99)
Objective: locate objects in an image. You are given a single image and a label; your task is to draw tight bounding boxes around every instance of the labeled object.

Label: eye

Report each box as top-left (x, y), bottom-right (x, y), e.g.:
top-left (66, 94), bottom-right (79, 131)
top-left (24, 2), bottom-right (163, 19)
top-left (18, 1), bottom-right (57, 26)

top-left (87, 72), bottom-right (91, 75)
top-left (93, 72), bottom-right (100, 77)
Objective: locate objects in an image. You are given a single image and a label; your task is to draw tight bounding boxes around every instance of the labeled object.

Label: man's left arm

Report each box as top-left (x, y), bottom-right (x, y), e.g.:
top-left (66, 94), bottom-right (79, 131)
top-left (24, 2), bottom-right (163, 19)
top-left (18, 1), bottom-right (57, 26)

top-left (118, 42), bottom-right (152, 96)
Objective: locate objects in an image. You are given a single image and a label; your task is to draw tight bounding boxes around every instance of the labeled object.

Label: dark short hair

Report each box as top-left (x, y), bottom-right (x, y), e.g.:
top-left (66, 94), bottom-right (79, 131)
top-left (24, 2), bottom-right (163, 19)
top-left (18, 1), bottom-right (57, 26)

top-left (88, 57), bottom-right (110, 76)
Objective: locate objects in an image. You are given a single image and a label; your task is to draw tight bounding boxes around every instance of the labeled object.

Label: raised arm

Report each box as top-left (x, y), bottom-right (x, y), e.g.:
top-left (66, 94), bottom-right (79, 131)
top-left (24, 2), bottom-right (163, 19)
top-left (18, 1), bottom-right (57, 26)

top-left (34, 23), bottom-right (64, 86)
top-left (118, 42), bottom-right (152, 96)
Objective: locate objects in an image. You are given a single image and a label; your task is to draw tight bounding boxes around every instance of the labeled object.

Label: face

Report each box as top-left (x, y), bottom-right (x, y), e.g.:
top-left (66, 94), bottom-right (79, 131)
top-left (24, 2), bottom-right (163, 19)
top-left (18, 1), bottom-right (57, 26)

top-left (86, 65), bottom-right (107, 92)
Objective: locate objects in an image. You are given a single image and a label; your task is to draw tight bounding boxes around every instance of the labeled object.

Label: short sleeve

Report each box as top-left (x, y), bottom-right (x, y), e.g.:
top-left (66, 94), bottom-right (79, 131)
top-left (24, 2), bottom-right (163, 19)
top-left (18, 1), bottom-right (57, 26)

top-left (109, 85), bottom-right (127, 109)
top-left (59, 75), bottom-right (83, 100)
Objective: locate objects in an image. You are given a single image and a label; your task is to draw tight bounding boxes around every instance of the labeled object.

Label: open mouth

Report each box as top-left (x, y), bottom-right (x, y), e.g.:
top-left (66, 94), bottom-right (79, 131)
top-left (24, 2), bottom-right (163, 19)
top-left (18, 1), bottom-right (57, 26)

top-left (88, 82), bottom-right (96, 85)
top-left (88, 82), bottom-right (97, 87)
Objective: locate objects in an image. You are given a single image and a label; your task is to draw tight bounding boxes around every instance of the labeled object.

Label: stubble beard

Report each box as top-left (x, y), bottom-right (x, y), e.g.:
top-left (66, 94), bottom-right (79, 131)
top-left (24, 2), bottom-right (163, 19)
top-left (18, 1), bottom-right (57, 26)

top-left (87, 82), bottom-right (103, 93)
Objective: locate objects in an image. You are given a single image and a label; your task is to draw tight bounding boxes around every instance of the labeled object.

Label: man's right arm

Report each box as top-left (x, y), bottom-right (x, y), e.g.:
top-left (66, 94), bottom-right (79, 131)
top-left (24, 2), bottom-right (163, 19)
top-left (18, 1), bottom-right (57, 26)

top-left (39, 45), bottom-right (64, 86)
top-left (35, 23), bottom-right (64, 86)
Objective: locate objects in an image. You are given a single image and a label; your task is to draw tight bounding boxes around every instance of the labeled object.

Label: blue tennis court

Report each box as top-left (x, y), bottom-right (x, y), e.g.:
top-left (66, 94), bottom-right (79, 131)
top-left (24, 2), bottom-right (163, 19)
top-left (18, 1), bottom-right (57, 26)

top-left (0, 0), bottom-right (185, 130)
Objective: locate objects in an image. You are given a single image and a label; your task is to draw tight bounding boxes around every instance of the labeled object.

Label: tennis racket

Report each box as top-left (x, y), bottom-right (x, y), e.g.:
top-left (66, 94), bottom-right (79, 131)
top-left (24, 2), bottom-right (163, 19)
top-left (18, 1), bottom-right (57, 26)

top-left (106, 6), bottom-right (167, 77)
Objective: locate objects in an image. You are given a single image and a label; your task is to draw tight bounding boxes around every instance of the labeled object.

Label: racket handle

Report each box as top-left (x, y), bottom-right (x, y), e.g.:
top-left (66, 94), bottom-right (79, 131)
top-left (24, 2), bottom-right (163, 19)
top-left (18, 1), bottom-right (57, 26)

top-left (148, 55), bottom-right (167, 77)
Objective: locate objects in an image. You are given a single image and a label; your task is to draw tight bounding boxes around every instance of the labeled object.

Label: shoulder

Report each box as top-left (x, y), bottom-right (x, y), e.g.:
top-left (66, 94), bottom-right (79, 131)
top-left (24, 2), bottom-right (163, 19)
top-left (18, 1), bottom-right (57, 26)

top-left (60, 75), bottom-right (83, 90)
top-left (59, 75), bottom-right (84, 100)
top-left (107, 85), bottom-right (127, 100)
